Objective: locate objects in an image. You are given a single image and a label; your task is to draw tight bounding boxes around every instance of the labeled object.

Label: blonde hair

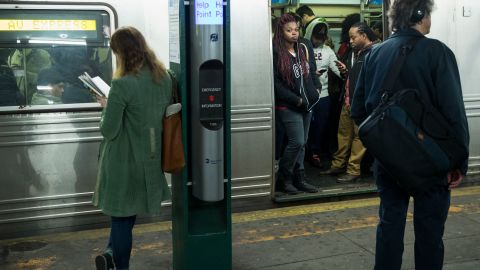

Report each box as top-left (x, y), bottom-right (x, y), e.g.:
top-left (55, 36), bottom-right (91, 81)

top-left (110, 26), bottom-right (167, 83)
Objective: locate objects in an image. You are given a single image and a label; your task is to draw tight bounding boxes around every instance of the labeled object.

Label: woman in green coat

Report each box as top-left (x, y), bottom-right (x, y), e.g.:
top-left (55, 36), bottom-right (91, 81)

top-left (92, 26), bottom-right (172, 270)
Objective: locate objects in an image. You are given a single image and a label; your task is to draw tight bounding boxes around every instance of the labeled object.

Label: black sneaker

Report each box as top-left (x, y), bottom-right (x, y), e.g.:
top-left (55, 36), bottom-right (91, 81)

top-left (95, 252), bottom-right (114, 270)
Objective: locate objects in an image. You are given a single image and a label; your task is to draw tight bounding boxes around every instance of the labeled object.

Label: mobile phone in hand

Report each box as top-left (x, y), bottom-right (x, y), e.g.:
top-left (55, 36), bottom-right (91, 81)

top-left (335, 60), bottom-right (347, 72)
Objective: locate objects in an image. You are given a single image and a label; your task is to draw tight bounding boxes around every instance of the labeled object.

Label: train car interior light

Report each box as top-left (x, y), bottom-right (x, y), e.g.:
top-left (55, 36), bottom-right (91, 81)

top-left (28, 38), bottom-right (87, 45)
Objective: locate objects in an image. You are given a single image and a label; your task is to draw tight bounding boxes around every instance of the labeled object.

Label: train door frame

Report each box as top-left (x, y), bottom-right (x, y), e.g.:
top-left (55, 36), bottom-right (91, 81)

top-left (270, 1), bottom-right (383, 202)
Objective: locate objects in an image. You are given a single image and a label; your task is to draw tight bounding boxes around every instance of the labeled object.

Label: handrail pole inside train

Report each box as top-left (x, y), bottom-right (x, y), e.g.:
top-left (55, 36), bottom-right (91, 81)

top-left (169, 0), bottom-right (232, 269)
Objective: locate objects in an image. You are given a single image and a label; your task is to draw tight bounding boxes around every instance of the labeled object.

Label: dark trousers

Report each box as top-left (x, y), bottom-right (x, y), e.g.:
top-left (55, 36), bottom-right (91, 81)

top-left (327, 91), bottom-right (342, 156)
top-left (107, 215), bottom-right (137, 270)
top-left (307, 96), bottom-right (331, 157)
top-left (374, 162), bottom-right (450, 270)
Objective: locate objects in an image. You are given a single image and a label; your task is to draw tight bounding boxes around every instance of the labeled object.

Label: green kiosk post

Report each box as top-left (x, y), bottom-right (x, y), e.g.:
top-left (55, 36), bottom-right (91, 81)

top-left (168, 0), bottom-right (231, 269)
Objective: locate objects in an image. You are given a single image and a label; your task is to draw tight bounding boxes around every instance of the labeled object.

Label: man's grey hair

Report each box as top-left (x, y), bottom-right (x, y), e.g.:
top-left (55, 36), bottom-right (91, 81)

top-left (388, 0), bottom-right (434, 31)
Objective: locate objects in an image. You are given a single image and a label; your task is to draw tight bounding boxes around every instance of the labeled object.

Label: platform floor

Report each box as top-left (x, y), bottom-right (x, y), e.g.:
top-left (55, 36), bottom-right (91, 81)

top-left (1, 186), bottom-right (480, 269)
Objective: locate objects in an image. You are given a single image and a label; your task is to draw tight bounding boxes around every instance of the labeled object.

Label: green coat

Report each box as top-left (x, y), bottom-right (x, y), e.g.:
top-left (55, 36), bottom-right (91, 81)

top-left (92, 68), bottom-right (172, 217)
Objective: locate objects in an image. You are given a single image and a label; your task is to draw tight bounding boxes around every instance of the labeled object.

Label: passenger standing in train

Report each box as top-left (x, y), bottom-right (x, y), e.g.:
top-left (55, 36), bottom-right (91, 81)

top-left (320, 22), bottom-right (377, 183)
top-left (272, 15), bottom-right (288, 169)
top-left (371, 20), bottom-right (384, 41)
top-left (92, 26), bottom-right (172, 270)
top-left (273, 14), bottom-right (319, 194)
top-left (0, 49), bottom-right (24, 106)
top-left (295, 5), bottom-right (327, 44)
top-left (274, 13), bottom-right (321, 171)
top-left (292, 12), bottom-right (322, 91)
top-left (326, 13), bottom-right (361, 161)
top-left (8, 49), bottom-right (51, 103)
top-left (287, 12), bottom-right (323, 168)
top-left (307, 22), bottom-right (342, 168)
top-left (337, 13), bottom-right (361, 61)
top-left (350, 0), bottom-right (469, 269)
top-left (48, 47), bottom-right (97, 104)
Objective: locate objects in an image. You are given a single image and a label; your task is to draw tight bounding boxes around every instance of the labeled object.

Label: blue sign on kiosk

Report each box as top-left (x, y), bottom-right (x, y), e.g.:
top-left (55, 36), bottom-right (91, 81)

top-left (195, 0), bottom-right (223, 25)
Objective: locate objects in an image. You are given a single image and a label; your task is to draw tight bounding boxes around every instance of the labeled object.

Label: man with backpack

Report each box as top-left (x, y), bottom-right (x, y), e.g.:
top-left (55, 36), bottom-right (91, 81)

top-left (295, 5), bottom-right (326, 41)
top-left (350, 0), bottom-right (469, 269)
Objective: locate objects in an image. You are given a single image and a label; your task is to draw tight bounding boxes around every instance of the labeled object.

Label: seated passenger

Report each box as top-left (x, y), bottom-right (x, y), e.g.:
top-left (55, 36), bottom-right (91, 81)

top-left (8, 49), bottom-right (51, 103)
top-left (31, 69), bottom-right (64, 105)
top-left (307, 22), bottom-right (342, 167)
top-left (48, 47), bottom-right (96, 104)
top-left (295, 5), bottom-right (326, 40)
top-left (371, 20), bottom-right (383, 41)
top-left (0, 49), bottom-right (25, 106)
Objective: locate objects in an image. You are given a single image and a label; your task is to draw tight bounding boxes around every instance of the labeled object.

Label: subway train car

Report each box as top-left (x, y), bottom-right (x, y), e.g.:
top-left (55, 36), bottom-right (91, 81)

top-left (0, 0), bottom-right (478, 238)
top-left (0, 0), bottom-right (275, 238)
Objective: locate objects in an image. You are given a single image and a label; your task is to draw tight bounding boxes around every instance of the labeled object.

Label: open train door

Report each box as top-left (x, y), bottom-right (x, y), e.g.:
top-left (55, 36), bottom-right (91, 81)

top-left (272, 0), bottom-right (385, 202)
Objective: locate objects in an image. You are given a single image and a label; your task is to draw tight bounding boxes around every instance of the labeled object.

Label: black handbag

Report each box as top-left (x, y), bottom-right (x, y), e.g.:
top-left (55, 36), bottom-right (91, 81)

top-left (358, 37), bottom-right (468, 195)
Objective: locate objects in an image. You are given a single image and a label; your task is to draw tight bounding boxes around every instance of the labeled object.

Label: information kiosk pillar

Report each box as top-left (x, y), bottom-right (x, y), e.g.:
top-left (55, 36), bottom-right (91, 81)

top-left (169, 0), bottom-right (231, 269)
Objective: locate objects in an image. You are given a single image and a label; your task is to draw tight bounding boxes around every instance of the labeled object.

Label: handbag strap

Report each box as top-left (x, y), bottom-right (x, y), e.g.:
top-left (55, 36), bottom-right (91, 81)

top-left (381, 36), bottom-right (422, 97)
top-left (167, 69), bottom-right (180, 103)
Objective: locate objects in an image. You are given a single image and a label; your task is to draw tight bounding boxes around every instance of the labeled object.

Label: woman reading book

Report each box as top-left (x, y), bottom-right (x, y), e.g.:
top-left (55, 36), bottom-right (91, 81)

top-left (92, 26), bottom-right (172, 270)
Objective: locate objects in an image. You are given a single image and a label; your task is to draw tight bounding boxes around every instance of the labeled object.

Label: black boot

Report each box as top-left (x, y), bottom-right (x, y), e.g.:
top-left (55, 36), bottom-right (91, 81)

top-left (276, 171), bottom-right (300, 195)
top-left (294, 170), bottom-right (318, 193)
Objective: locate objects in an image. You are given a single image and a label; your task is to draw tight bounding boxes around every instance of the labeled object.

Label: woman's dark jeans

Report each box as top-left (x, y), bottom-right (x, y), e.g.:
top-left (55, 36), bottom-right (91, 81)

top-left (107, 215), bottom-right (137, 270)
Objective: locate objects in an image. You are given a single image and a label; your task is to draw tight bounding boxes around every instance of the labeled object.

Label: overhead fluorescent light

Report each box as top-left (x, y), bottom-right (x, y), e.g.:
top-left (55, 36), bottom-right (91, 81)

top-left (37, 85), bottom-right (53, 91)
top-left (28, 39), bottom-right (86, 45)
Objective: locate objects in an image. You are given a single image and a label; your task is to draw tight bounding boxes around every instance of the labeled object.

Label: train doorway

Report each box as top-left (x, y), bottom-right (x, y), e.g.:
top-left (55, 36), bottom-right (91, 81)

top-left (271, 0), bottom-right (383, 202)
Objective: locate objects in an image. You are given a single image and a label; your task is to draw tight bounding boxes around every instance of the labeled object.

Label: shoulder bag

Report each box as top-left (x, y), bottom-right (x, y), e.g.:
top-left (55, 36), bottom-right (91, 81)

top-left (162, 70), bottom-right (185, 173)
top-left (358, 37), bottom-right (468, 195)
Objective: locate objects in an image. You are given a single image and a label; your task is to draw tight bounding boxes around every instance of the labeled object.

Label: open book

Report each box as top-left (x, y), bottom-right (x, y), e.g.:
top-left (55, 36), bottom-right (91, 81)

top-left (78, 72), bottom-right (110, 97)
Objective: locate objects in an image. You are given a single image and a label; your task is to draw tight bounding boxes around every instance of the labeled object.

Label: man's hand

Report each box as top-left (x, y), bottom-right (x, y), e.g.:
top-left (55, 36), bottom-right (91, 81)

top-left (334, 60), bottom-right (347, 75)
top-left (447, 169), bottom-right (463, 190)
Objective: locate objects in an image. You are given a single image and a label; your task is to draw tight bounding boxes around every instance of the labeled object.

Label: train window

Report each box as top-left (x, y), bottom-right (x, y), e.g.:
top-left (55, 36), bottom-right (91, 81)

top-left (0, 8), bottom-right (113, 111)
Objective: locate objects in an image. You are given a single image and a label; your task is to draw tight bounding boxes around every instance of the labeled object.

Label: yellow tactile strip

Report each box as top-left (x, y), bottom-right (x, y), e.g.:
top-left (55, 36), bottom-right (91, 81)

top-left (1, 186), bottom-right (479, 246)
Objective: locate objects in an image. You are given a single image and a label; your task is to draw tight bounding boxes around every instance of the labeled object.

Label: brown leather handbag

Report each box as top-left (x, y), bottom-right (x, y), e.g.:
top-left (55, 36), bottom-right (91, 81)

top-left (162, 70), bottom-right (185, 173)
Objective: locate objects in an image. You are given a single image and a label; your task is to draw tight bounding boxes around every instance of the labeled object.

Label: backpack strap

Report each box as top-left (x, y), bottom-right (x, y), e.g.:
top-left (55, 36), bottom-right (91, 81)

top-left (382, 36), bottom-right (422, 97)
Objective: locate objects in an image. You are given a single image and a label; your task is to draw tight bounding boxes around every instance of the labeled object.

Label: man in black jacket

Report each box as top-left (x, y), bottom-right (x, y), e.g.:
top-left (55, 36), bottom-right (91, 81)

top-left (320, 22), bottom-right (377, 183)
top-left (0, 49), bottom-right (24, 106)
top-left (351, 1), bottom-right (469, 269)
